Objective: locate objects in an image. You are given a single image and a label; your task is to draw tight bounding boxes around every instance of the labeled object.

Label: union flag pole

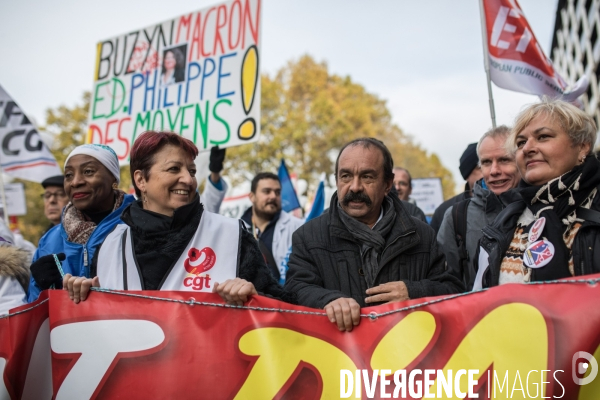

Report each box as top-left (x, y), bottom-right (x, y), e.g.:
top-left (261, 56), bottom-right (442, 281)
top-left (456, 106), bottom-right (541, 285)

top-left (479, 0), bottom-right (497, 129)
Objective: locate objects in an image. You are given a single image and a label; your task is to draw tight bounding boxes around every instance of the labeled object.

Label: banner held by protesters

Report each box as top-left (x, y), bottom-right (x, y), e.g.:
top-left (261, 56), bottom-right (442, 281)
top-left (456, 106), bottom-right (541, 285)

top-left (87, 0), bottom-right (262, 164)
top-left (2, 276), bottom-right (600, 398)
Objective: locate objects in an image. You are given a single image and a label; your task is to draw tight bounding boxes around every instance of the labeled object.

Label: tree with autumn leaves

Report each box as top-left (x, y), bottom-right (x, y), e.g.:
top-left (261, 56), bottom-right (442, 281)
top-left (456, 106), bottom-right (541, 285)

top-left (19, 55), bottom-right (455, 243)
top-left (226, 55), bottom-right (455, 196)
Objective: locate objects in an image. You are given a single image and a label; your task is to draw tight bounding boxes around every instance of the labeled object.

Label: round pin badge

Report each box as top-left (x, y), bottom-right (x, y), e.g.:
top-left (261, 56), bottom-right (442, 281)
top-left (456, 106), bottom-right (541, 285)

top-left (528, 217), bottom-right (546, 243)
top-left (523, 239), bottom-right (555, 269)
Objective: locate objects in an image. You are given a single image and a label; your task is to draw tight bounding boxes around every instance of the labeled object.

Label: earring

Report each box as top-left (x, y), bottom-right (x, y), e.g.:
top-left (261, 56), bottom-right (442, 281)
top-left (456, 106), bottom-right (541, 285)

top-left (579, 155), bottom-right (586, 164)
top-left (112, 182), bottom-right (118, 189)
top-left (143, 192), bottom-right (148, 203)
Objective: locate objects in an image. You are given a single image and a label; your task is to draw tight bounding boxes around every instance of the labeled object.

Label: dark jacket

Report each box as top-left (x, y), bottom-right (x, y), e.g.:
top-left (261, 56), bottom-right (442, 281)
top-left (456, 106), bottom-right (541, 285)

top-left (437, 180), bottom-right (515, 290)
top-left (477, 185), bottom-right (600, 287)
top-left (430, 185), bottom-right (473, 233)
top-left (285, 192), bottom-right (464, 309)
top-left (401, 200), bottom-right (427, 222)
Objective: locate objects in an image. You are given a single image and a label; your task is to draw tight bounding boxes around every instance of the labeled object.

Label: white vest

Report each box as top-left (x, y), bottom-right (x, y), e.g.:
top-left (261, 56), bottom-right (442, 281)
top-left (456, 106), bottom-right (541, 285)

top-left (97, 212), bottom-right (240, 291)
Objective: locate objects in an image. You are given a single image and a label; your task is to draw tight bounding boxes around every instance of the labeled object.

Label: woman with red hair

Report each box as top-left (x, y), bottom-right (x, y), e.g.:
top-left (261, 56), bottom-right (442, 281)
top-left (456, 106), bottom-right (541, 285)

top-left (63, 131), bottom-right (294, 305)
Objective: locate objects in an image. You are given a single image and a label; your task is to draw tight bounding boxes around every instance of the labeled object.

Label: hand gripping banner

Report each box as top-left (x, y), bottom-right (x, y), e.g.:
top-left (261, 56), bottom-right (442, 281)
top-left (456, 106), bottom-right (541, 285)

top-left (1, 276), bottom-right (600, 399)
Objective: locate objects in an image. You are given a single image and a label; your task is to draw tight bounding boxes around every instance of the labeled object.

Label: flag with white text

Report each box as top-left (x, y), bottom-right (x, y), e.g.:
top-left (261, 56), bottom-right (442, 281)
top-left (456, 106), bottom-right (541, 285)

top-left (482, 0), bottom-right (587, 102)
top-left (0, 85), bottom-right (61, 182)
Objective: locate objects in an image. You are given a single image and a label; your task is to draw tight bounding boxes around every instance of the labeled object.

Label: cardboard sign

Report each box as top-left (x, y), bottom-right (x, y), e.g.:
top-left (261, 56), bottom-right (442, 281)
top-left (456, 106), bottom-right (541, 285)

top-left (411, 178), bottom-right (444, 215)
top-left (87, 0), bottom-right (262, 164)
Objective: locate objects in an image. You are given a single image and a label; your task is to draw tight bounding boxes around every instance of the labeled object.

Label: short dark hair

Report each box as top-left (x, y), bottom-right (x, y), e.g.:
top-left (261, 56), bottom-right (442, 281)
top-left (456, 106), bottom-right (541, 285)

top-left (335, 138), bottom-right (394, 182)
top-left (130, 131), bottom-right (199, 197)
top-left (393, 167), bottom-right (412, 187)
top-left (251, 172), bottom-right (280, 193)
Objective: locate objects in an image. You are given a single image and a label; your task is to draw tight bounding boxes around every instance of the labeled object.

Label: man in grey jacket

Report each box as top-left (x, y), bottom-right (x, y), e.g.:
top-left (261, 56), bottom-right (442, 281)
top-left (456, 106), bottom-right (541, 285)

top-left (285, 138), bottom-right (463, 332)
top-left (437, 126), bottom-right (520, 290)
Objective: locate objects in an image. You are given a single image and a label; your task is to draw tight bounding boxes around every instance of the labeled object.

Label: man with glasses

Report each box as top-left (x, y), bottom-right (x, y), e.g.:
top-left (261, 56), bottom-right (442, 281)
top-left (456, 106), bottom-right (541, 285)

top-left (41, 175), bottom-right (68, 232)
top-left (392, 167), bottom-right (426, 222)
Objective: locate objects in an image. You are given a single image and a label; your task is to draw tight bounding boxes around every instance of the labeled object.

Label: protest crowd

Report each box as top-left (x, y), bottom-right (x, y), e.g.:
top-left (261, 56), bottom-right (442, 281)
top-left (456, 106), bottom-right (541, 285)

top-left (2, 0), bottom-right (600, 396)
top-left (0, 97), bottom-right (597, 333)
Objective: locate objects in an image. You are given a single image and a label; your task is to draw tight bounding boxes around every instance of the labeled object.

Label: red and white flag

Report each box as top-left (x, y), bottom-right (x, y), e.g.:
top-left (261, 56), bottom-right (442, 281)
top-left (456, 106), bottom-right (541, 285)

top-left (482, 0), bottom-right (588, 102)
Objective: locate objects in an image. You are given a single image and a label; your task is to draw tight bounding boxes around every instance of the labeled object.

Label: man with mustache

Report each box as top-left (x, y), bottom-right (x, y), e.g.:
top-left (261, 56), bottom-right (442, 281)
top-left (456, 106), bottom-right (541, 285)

top-left (437, 126), bottom-right (520, 290)
top-left (241, 172), bottom-right (303, 283)
top-left (285, 138), bottom-right (463, 332)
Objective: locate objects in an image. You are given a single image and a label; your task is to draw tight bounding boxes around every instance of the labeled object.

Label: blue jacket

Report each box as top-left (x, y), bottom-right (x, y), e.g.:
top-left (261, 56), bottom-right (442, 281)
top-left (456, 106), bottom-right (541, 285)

top-left (27, 194), bottom-right (135, 302)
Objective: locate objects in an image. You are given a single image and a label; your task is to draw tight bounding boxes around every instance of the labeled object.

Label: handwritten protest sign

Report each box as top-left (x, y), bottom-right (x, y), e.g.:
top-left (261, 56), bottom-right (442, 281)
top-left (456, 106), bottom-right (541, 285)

top-left (87, 0), bottom-right (261, 164)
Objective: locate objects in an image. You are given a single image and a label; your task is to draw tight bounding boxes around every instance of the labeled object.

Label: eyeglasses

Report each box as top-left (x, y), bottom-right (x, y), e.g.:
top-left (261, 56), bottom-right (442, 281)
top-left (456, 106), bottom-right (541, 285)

top-left (41, 191), bottom-right (67, 200)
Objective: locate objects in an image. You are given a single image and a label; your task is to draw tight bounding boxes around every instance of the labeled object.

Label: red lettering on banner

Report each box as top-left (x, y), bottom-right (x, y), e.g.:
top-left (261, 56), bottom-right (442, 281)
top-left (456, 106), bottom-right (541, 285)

top-left (228, 0), bottom-right (242, 50)
top-left (88, 124), bottom-right (103, 144)
top-left (213, 5), bottom-right (227, 55)
top-left (189, 12), bottom-right (203, 62)
top-left (242, 0), bottom-right (260, 48)
top-left (104, 119), bottom-right (119, 147)
top-left (176, 13), bottom-right (193, 44)
top-left (116, 117), bottom-right (131, 160)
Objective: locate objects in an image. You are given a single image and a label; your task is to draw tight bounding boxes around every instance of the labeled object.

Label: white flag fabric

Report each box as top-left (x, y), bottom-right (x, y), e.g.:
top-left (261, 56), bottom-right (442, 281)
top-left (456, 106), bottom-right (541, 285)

top-left (482, 0), bottom-right (588, 102)
top-left (0, 85), bottom-right (61, 182)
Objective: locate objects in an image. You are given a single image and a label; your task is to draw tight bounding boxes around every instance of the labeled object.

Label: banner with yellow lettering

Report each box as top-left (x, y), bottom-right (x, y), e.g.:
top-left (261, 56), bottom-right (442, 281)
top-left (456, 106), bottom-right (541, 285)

top-left (1, 276), bottom-right (600, 399)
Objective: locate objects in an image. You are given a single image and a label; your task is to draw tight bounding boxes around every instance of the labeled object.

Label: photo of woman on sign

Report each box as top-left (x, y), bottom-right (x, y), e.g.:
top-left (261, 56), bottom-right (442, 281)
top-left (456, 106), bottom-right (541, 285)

top-left (160, 45), bottom-right (187, 87)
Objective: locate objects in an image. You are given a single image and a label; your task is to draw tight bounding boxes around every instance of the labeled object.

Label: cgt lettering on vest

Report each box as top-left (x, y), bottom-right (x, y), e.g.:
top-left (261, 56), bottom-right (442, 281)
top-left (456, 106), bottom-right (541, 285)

top-left (183, 275), bottom-right (212, 290)
top-left (96, 212), bottom-right (239, 291)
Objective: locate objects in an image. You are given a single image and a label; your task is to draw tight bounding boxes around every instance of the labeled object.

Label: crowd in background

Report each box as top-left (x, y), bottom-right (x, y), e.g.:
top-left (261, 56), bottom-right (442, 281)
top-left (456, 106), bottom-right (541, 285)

top-left (1, 97), bottom-right (599, 333)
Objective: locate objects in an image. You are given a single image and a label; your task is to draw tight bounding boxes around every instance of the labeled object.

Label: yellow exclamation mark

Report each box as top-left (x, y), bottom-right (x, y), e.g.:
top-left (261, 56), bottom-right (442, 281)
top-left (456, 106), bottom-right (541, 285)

top-left (238, 45), bottom-right (259, 141)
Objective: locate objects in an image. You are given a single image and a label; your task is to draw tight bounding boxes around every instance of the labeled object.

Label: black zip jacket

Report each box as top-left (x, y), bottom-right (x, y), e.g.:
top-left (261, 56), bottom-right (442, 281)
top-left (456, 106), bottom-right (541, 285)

top-left (478, 186), bottom-right (600, 287)
top-left (284, 192), bottom-right (464, 309)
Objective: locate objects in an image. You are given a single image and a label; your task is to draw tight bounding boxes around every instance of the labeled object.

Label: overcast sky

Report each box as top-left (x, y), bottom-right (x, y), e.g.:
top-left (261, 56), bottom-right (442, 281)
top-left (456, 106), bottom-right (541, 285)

top-left (0, 0), bottom-right (557, 189)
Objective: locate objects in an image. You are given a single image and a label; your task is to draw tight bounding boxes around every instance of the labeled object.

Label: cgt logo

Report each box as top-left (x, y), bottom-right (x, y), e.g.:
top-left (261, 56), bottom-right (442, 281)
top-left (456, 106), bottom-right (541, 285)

top-left (572, 351), bottom-right (598, 385)
top-left (184, 247), bottom-right (216, 275)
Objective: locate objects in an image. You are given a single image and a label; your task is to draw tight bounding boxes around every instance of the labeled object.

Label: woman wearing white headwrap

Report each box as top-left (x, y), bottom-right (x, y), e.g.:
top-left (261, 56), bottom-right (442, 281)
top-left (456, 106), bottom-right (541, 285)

top-left (27, 144), bottom-right (135, 302)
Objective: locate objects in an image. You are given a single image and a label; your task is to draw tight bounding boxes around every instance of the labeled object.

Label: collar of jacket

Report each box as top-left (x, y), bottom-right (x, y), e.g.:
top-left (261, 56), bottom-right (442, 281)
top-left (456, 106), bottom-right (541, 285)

top-left (327, 191), bottom-right (419, 248)
top-left (472, 179), bottom-right (516, 214)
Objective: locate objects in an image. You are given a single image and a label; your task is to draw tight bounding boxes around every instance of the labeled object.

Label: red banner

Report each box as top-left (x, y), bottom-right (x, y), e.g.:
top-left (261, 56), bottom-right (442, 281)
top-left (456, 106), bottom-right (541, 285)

top-left (2, 277), bottom-right (600, 399)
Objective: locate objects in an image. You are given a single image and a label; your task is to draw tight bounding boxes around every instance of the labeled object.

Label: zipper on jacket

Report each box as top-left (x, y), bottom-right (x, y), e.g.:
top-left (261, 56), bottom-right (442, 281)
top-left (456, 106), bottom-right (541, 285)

top-left (83, 247), bottom-right (88, 267)
top-left (373, 229), bottom-right (417, 285)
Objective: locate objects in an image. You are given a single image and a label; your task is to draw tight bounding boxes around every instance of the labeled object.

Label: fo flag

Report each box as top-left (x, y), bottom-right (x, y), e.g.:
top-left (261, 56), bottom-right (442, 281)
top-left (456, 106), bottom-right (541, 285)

top-left (0, 85), bottom-right (61, 182)
top-left (482, 0), bottom-right (588, 102)
top-left (277, 159), bottom-right (300, 212)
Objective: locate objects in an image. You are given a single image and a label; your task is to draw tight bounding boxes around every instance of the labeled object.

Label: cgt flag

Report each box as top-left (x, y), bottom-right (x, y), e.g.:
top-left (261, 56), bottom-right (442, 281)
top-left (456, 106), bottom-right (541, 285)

top-left (482, 0), bottom-right (588, 102)
top-left (277, 159), bottom-right (301, 212)
top-left (0, 85), bottom-right (61, 182)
